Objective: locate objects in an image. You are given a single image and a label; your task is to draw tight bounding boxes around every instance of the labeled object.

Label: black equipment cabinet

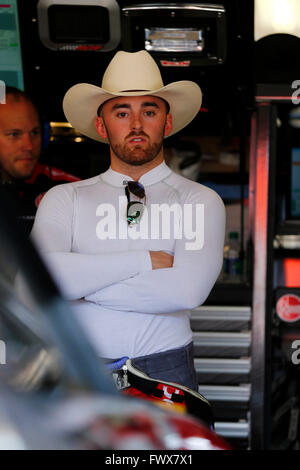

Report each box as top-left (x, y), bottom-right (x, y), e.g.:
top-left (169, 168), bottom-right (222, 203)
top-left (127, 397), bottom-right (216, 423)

top-left (249, 88), bottom-right (300, 450)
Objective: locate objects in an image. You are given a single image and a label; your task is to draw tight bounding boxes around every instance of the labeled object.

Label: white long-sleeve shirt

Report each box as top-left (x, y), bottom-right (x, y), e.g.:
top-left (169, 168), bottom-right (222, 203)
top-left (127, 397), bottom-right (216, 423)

top-left (31, 161), bottom-right (225, 358)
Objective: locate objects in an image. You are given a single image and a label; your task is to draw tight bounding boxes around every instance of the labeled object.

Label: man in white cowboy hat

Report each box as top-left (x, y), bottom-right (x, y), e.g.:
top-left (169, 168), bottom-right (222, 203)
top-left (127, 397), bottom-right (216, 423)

top-left (31, 50), bottom-right (225, 390)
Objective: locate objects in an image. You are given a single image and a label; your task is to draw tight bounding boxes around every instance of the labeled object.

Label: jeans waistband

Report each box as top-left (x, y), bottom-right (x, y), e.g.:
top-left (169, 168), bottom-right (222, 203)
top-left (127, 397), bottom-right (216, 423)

top-left (132, 342), bottom-right (194, 370)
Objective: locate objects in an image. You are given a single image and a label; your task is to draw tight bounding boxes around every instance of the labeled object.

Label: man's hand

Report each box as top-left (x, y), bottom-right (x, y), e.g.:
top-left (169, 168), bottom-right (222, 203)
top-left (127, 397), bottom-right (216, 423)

top-left (149, 251), bottom-right (174, 270)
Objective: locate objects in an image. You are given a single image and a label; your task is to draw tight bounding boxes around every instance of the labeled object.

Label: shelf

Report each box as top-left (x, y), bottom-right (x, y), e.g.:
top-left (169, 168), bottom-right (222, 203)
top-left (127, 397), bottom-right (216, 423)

top-left (276, 221), bottom-right (300, 236)
top-left (190, 306), bottom-right (251, 332)
top-left (194, 358), bottom-right (251, 385)
top-left (193, 331), bottom-right (251, 358)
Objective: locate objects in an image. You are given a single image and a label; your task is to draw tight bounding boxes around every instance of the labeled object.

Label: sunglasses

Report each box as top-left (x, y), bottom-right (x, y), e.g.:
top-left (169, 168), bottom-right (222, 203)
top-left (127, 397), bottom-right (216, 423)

top-left (125, 181), bottom-right (146, 226)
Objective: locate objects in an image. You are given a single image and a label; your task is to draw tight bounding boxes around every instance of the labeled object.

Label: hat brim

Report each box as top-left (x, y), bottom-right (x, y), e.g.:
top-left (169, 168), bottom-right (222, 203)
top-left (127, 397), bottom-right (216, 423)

top-left (62, 81), bottom-right (202, 144)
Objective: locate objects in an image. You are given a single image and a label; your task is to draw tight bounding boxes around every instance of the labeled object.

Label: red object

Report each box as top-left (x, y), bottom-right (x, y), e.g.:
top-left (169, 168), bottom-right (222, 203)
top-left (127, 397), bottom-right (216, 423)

top-left (276, 294), bottom-right (300, 323)
top-left (284, 259), bottom-right (300, 287)
top-left (86, 404), bottom-right (231, 450)
top-left (75, 45), bottom-right (103, 51)
top-left (160, 60), bottom-right (191, 67)
top-left (25, 162), bottom-right (80, 207)
top-left (169, 414), bottom-right (232, 450)
top-left (26, 162), bottom-right (80, 185)
top-left (123, 384), bottom-right (187, 415)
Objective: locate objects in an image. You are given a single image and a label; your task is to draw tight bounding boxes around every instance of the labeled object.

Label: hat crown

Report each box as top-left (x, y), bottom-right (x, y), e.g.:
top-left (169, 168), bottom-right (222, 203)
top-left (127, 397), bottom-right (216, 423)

top-left (101, 50), bottom-right (164, 93)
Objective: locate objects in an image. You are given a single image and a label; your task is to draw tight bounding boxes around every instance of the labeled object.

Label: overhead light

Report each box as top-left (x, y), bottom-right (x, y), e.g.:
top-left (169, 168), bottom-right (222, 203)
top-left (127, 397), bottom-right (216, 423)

top-left (255, 0), bottom-right (300, 41)
top-left (50, 122), bottom-right (72, 128)
top-left (122, 4), bottom-right (227, 67)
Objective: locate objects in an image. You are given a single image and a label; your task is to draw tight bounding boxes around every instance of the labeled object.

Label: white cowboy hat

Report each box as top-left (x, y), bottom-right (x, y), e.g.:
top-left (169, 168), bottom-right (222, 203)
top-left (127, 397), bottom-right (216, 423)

top-left (63, 50), bottom-right (202, 144)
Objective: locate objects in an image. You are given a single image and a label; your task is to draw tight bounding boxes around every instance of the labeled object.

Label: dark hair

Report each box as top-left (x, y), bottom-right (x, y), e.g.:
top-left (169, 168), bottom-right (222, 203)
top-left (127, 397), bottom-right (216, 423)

top-left (5, 86), bottom-right (33, 103)
top-left (97, 96), bottom-right (170, 117)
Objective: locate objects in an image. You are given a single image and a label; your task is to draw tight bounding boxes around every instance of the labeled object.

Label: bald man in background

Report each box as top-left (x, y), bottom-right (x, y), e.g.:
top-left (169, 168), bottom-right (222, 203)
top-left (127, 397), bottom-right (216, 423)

top-left (0, 87), bottom-right (79, 234)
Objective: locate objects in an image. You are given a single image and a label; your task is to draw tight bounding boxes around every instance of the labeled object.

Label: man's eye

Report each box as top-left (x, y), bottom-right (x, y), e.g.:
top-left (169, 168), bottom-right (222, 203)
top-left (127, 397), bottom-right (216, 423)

top-left (31, 129), bottom-right (41, 137)
top-left (117, 112), bottom-right (128, 118)
top-left (7, 132), bottom-right (20, 138)
top-left (145, 111), bottom-right (155, 117)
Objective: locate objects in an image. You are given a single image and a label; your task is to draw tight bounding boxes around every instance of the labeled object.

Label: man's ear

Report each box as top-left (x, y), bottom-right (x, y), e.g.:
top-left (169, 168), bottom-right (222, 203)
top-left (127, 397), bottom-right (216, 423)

top-left (95, 116), bottom-right (108, 139)
top-left (164, 113), bottom-right (173, 137)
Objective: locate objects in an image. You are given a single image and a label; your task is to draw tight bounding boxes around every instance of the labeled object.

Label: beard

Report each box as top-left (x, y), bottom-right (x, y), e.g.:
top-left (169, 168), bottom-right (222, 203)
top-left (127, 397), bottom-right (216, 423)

top-left (103, 121), bottom-right (166, 166)
top-left (111, 139), bottom-right (164, 166)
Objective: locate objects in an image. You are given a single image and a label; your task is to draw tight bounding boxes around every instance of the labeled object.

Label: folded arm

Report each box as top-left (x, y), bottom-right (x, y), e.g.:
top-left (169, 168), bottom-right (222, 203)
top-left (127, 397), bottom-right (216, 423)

top-left (85, 191), bottom-right (226, 313)
top-left (31, 185), bottom-right (152, 300)
top-left (39, 250), bottom-right (152, 300)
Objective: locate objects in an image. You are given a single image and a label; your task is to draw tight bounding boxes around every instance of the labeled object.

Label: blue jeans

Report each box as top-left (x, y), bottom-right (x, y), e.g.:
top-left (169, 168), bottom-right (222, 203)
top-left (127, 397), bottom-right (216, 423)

top-left (131, 342), bottom-right (198, 391)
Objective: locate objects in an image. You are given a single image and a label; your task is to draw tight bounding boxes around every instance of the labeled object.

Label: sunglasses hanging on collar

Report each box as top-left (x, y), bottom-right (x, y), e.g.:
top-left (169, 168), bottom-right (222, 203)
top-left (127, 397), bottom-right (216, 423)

top-left (124, 181), bottom-right (146, 226)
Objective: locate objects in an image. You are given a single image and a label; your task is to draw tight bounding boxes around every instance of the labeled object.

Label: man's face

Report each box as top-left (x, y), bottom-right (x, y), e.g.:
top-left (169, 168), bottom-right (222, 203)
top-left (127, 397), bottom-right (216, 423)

top-left (95, 95), bottom-right (172, 166)
top-left (0, 97), bottom-right (42, 181)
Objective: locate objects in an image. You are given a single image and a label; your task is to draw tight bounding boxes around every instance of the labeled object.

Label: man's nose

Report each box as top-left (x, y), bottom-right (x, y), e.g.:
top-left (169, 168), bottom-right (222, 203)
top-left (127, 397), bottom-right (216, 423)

top-left (131, 113), bottom-right (143, 131)
top-left (21, 133), bottom-right (34, 150)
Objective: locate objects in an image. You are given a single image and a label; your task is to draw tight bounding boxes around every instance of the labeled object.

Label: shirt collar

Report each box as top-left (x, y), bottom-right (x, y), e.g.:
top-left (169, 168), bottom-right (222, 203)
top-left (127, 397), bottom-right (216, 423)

top-left (100, 161), bottom-right (172, 187)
